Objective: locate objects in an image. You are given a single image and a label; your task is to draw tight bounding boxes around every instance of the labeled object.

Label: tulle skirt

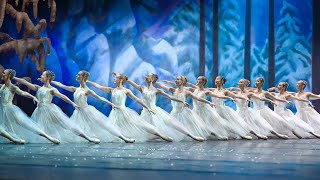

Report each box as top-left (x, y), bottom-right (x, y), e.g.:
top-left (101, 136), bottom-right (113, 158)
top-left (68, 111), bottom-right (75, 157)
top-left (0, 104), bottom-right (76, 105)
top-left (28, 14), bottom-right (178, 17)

top-left (276, 109), bottom-right (313, 138)
top-left (237, 108), bottom-right (274, 136)
top-left (215, 105), bottom-right (251, 137)
top-left (109, 107), bottom-right (158, 142)
top-left (71, 105), bottom-right (122, 142)
top-left (171, 107), bottom-right (210, 139)
top-left (31, 103), bottom-right (86, 143)
top-left (254, 107), bottom-right (294, 136)
top-left (0, 104), bottom-right (44, 143)
top-left (193, 104), bottom-right (231, 138)
top-left (141, 107), bottom-right (185, 142)
top-left (296, 107), bottom-right (320, 133)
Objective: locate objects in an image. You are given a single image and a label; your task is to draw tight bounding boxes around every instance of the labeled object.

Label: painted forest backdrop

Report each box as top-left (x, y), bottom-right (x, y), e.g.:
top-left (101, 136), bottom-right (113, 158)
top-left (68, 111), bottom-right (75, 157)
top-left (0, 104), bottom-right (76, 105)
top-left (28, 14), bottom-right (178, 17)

top-left (0, 0), bottom-right (313, 115)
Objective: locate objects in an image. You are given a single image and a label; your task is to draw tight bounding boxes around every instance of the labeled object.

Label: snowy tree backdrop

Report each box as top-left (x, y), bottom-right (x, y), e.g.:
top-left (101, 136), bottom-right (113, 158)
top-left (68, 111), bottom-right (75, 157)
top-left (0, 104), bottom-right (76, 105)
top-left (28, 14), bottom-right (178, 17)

top-left (0, 0), bottom-right (313, 115)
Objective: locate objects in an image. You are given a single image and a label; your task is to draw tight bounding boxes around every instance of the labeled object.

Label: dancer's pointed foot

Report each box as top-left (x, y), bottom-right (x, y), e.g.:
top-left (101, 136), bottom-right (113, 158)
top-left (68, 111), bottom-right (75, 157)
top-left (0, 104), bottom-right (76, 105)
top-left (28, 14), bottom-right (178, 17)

top-left (241, 135), bottom-right (253, 140)
top-left (292, 131), bottom-right (303, 139)
top-left (48, 136), bottom-right (60, 144)
top-left (189, 134), bottom-right (205, 142)
top-left (13, 139), bottom-right (26, 144)
top-left (310, 132), bottom-right (320, 139)
top-left (279, 134), bottom-right (289, 139)
top-left (155, 133), bottom-right (173, 142)
top-left (89, 137), bottom-right (100, 144)
top-left (217, 136), bottom-right (228, 140)
top-left (121, 136), bottom-right (135, 143)
top-left (258, 135), bottom-right (268, 140)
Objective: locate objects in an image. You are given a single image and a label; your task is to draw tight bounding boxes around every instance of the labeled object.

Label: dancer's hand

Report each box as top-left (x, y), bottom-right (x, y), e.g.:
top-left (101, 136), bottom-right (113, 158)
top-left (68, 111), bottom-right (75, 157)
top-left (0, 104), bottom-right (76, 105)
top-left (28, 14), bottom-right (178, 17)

top-left (228, 97), bottom-right (236, 102)
top-left (73, 103), bottom-right (80, 110)
top-left (269, 100), bottom-right (277, 106)
top-left (162, 80), bottom-right (170, 84)
top-left (147, 108), bottom-right (156, 114)
top-left (286, 100), bottom-right (293, 105)
top-left (112, 72), bottom-right (121, 76)
top-left (183, 102), bottom-right (190, 107)
top-left (209, 102), bottom-right (216, 108)
top-left (267, 87), bottom-right (276, 92)
top-left (112, 105), bottom-right (120, 110)
top-left (32, 97), bottom-right (39, 104)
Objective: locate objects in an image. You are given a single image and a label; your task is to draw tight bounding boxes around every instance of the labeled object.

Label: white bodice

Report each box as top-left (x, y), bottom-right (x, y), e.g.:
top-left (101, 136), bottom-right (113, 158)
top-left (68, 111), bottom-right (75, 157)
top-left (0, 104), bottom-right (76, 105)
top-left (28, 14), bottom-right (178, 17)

top-left (236, 98), bottom-right (249, 111)
top-left (193, 90), bottom-right (206, 109)
top-left (0, 85), bottom-right (14, 106)
top-left (274, 94), bottom-right (286, 112)
top-left (74, 87), bottom-right (89, 107)
top-left (111, 88), bottom-right (127, 108)
top-left (211, 91), bottom-right (225, 107)
top-left (252, 92), bottom-right (265, 110)
top-left (36, 86), bottom-right (55, 104)
top-left (141, 88), bottom-right (157, 109)
top-left (171, 91), bottom-right (186, 112)
top-left (294, 94), bottom-right (309, 110)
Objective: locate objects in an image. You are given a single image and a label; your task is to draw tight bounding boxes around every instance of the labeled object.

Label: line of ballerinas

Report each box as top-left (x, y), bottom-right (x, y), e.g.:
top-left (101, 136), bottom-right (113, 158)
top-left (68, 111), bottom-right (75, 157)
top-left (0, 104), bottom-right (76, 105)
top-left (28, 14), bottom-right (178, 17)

top-left (2, 68), bottom-right (320, 144)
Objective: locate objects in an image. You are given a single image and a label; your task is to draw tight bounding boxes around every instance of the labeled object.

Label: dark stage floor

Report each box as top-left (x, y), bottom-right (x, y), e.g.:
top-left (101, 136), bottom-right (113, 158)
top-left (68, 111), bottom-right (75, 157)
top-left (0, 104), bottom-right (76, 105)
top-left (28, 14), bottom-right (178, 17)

top-left (0, 139), bottom-right (320, 180)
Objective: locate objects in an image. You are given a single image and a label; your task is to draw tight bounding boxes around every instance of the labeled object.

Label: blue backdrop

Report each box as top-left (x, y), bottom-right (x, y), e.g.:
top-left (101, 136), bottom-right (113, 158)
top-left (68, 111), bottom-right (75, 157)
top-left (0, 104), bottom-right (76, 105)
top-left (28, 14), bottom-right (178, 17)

top-left (0, 0), bottom-right (312, 115)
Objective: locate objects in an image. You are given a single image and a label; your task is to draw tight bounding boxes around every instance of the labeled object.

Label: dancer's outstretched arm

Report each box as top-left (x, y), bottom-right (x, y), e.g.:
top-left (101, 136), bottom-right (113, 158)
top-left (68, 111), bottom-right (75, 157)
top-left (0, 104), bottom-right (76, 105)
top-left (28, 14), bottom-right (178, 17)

top-left (206, 90), bottom-right (231, 100)
top-left (52, 81), bottom-right (76, 92)
top-left (163, 80), bottom-right (195, 92)
top-left (12, 85), bottom-right (39, 104)
top-left (225, 90), bottom-right (248, 100)
top-left (286, 94), bottom-right (309, 102)
top-left (264, 91), bottom-right (289, 103)
top-left (87, 81), bottom-right (112, 93)
top-left (186, 82), bottom-right (197, 89)
top-left (248, 92), bottom-right (276, 105)
top-left (126, 89), bottom-right (154, 113)
top-left (51, 88), bottom-right (79, 109)
top-left (186, 91), bottom-right (214, 106)
top-left (88, 89), bottom-right (117, 108)
top-left (306, 92), bottom-right (320, 100)
top-left (154, 82), bottom-right (175, 94)
top-left (157, 89), bottom-right (189, 107)
top-left (13, 77), bottom-right (40, 91)
top-left (127, 79), bottom-right (143, 92)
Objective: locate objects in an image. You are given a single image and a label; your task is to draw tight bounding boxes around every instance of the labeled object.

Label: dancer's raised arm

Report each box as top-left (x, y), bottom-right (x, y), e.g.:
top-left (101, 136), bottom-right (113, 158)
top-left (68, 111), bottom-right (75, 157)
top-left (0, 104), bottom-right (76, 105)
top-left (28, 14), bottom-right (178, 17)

top-left (87, 89), bottom-right (117, 108)
top-left (305, 92), bottom-right (320, 100)
top-left (155, 81), bottom-right (175, 94)
top-left (11, 85), bottom-right (39, 104)
top-left (286, 94), bottom-right (309, 102)
top-left (126, 89), bottom-right (154, 113)
top-left (127, 79), bottom-right (143, 92)
top-left (13, 77), bottom-right (40, 91)
top-left (186, 91), bottom-right (214, 107)
top-left (157, 89), bottom-right (189, 107)
top-left (52, 81), bottom-right (76, 92)
top-left (51, 88), bottom-right (79, 109)
top-left (87, 81), bottom-right (112, 93)
top-left (264, 91), bottom-right (290, 103)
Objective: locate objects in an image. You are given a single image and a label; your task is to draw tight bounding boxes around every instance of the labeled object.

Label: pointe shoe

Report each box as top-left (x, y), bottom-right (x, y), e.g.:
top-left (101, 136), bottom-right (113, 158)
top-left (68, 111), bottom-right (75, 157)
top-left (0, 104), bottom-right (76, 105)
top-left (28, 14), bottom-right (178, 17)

top-left (14, 139), bottom-right (26, 144)
top-left (218, 136), bottom-right (228, 140)
top-left (280, 135), bottom-right (289, 139)
top-left (89, 138), bottom-right (100, 144)
top-left (190, 135), bottom-right (205, 142)
top-left (51, 138), bottom-right (60, 144)
top-left (123, 137), bottom-right (135, 143)
top-left (241, 135), bottom-right (253, 140)
top-left (259, 135), bottom-right (268, 140)
top-left (165, 136), bottom-right (173, 142)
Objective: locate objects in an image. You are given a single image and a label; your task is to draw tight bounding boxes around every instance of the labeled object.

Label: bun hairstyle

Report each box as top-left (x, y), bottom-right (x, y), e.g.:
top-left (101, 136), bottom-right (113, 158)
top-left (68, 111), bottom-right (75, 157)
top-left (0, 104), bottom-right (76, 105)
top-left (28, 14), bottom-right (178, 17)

top-left (282, 82), bottom-right (289, 90)
top-left (150, 73), bottom-right (158, 83)
top-left (180, 76), bottom-right (188, 85)
top-left (46, 70), bottom-right (55, 82)
top-left (80, 70), bottom-right (90, 81)
top-left (7, 69), bottom-right (16, 80)
top-left (119, 74), bottom-right (128, 84)
top-left (217, 76), bottom-right (227, 85)
top-left (199, 76), bottom-right (208, 86)
top-left (241, 79), bottom-right (250, 87)
top-left (300, 80), bottom-right (307, 89)
top-left (256, 77), bottom-right (265, 84)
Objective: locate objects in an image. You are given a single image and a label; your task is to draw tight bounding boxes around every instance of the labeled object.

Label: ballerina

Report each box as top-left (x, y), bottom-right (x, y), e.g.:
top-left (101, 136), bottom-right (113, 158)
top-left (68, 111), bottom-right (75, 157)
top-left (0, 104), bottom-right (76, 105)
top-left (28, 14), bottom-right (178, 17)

top-left (87, 73), bottom-right (173, 142)
top-left (155, 75), bottom-right (217, 140)
top-left (125, 73), bottom-right (205, 142)
top-left (209, 76), bottom-right (268, 140)
top-left (269, 82), bottom-right (320, 139)
top-left (51, 70), bottom-right (135, 143)
top-left (234, 79), bottom-right (288, 139)
top-left (162, 76), bottom-right (236, 140)
top-left (14, 71), bottom-right (100, 143)
top-left (1, 69), bottom-right (59, 144)
top-left (293, 80), bottom-right (320, 132)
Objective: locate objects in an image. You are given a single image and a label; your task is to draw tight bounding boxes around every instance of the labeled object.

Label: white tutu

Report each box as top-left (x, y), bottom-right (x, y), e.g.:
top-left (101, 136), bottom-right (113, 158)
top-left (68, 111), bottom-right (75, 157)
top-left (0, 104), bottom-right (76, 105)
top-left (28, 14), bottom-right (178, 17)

top-left (211, 92), bottom-right (251, 137)
top-left (31, 87), bottom-right (86, 143)
top-left (170, 92), bottom-right (210, 139)
top-left (252, 93), bottom-right (294, 137)
top-left (109, 89), bottom-right (162, 142)
top-left (193, 91), bottom-right (231, 138)
top-left (70, 87), bottom-right (126, 142)
top-left (275, 101), bottom-right (313, 138)
top-left (236, 99), bottom-right (274, 136)
top-left (0, 86), bottom-right (47, 143)
top-left (295, 100), bottom-right (320, 133)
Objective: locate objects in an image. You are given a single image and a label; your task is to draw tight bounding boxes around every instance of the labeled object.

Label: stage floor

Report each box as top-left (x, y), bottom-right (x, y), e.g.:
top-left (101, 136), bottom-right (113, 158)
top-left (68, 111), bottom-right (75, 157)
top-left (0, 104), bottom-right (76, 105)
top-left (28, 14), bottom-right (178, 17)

top-left (0, 139), bottom-right (320, 180)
